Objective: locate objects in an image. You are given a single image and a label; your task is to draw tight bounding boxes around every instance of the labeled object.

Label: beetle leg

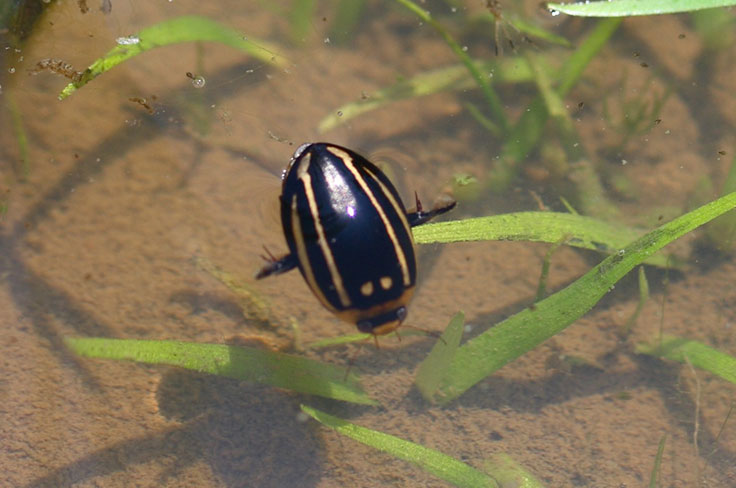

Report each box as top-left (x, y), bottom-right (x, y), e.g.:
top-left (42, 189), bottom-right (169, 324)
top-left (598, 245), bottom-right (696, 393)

top-left (406, 193), bottom-right (457, 227)
top-left (255, 249), bottom-right (298, 279)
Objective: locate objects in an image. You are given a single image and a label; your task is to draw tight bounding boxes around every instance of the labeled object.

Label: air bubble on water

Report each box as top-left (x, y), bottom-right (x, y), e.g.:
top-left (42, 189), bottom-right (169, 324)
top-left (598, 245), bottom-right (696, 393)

top-left (116, 36), bottom-right (140, 45)
top-left (191, 75), bottom-right (206, 88)
top-left (8, 67), bottom-right (15, 74)
top-left (337, 110), bottom-right (343, 117)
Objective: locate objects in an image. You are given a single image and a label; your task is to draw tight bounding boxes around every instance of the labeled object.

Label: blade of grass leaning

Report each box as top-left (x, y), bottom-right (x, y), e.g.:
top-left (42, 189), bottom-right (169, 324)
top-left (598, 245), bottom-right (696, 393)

top-left (623, 266), bottom-right (649, 333)
top-left (705, 154), bottom-right (736, 252)
top-left (319, 57), bottom-right (532, 133)
top-left (426, 191), bottom-right (736, 404)
top-left (300, 404), bottom-right (499, 488)
top-left (483, 453), bottom-right (546, 488)
top-left (648, 435), bottom-right (667, 488)
top-left (415, 312), bottom-right (465, 402)
top-left (547, 0), bottom-right (736, 17)
top-left (328, 0), bottom-right (366, 45)
top-left (525, 52), bottom-right (623, 220)
top-left (535, 237), bottom-right (568, 301)
top-left (413, 211), bottom-right (673, 267)
top-left (289, 0), bottom-right (316, 43)
top-left (636, 336), bottom-right (736, 384)
top-left (59, 15), bottom-right (289, 100)
top-left (394, 0), bottom-right (509, 133)
top-left (65, 337), bottom-right (376, 405)
top-left (7, 91), bottom-right (30, 180)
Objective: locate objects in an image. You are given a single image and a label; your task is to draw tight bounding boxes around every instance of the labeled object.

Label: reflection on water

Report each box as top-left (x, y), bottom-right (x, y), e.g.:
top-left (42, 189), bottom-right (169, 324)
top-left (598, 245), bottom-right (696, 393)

top-left (1, 1), bottom-right (735, 487)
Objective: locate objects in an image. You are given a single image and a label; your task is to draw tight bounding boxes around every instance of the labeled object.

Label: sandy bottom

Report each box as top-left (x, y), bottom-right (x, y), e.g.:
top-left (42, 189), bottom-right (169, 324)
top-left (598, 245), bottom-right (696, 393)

top-left (1, 1), bottom-right (735, 487)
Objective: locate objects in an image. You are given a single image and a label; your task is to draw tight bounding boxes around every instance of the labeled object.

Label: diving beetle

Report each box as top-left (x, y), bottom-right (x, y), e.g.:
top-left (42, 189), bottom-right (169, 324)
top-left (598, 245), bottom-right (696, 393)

top-left (256, 143), bottom-right (455, 335)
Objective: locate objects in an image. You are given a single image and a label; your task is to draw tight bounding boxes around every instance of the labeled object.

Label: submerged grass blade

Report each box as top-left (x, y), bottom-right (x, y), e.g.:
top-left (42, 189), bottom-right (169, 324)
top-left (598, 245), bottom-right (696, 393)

top-left (623, 266), bottom-right (650, 333)
top-left (427, 192), bottom-right (736, 404)
top-left (7, 91), bottom-right (30, 180)
top-left (636, 336), bottom-right (736, 385)
top-left (394, 0), bottom-right (508, 132)
top-left (648, 435), bottom-right (667, 488)
top-left (304, 329), bottom-right (429, 349)
top-left (59, 15), bottom-right (289, 100)
top-left (413, 211), bottom-right (673, 267)
top-left (319, 58), bottom-right (532, 133)
top-left (547, 0), bottom-right (736, 17)
top-left (415, 312), bottom-right (465, 402)
top-left (301, 404), bottom-right (499, 487)
top-left (65, 337), bottom-right (376, 405)
top-left (483, 453), bottom-right (546, 488)
top-left (489, 18), bottom-right (621, 190)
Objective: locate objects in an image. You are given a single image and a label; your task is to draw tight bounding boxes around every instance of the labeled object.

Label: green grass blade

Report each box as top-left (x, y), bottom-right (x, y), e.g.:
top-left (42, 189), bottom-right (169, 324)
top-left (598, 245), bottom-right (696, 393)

top-left (415, 312), bottom-right (465, 402)
top-left (300, 404), bottom-right (499, 487)
top-left (483, 453), bottom-right (546, 488)
top-left (547, 0), bottom-right (736, 17)
top-left (489, 18), bottom-right (621, 190)
top-left (393, 0), bottom-right (509, 132)
top-left (623, 266), bottom-right (650, 333)
top-left (413, 211), bottom-right (672, 267)
top-left (429, 191), bottom-right (736, 404)
top-left (328, 0), bottom-right (366, 45)
top-left (648, 435), bottom-right (667, 488)
top-left (289, 0), bottom-right (316, 43)
top-left (704, 154), bottom-right (736, 252)
top-left (65, 337), bottom-right (376, 405)
top-left (636, 336), bottom-right (736, 384)
top-left (556, 17), bottom-right (622, 97)
top-left (305, 333), bottom-right (372, 348)
top-left (304, 329), bottom-right (429, 349)
top-left (7, 91), bottom-right (30, 180)
top-left (59, 15), bottom-right (289, 100)
top-left (319, 57), bottom-right (531, 133)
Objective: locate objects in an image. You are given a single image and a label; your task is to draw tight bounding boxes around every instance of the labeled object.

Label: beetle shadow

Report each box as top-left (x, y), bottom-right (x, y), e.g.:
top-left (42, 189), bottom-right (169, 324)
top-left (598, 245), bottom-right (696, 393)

top-left (23, 370), bottom-right (325, 488)
top-left (3, 61), bottom-right (274, 382)
top-left (5, 61), bottom-right (303, 486)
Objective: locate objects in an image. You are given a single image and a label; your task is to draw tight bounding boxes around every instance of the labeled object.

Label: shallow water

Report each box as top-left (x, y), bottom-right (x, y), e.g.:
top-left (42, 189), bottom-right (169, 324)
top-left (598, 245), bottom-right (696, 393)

top-left (1, 1), bottom-right (735, 487)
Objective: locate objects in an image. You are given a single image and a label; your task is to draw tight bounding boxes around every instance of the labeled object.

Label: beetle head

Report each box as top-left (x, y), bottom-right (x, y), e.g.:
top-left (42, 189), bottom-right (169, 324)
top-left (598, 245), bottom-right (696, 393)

top-left (357, 306), bottom-right (408, 336)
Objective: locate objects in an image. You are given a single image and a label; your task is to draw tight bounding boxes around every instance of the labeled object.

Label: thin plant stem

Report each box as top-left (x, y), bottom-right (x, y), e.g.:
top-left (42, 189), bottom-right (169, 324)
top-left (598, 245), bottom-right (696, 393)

top-left (394, 0), bottom-right (509, 133)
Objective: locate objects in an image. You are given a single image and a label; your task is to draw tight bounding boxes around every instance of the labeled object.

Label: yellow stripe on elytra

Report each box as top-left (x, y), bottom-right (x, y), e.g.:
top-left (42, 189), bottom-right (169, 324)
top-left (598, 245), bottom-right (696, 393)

top-left (328, 147), bottom-right (411, 286)
top-left (296, 159), bottom-right (352, 308)
top-left (291, 193), bottom-right (335, 312)
top-left (362, 165), bottom-right (414, 246)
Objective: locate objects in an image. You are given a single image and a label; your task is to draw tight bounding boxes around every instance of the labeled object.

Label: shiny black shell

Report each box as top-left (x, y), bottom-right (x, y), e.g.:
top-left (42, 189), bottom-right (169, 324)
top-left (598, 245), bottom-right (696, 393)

top-left (281, 143), bottom-right (416, 334)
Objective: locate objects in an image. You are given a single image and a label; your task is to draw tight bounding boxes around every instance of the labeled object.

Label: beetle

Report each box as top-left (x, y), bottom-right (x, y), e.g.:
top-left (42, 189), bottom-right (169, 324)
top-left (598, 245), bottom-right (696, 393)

top-left (256, 142), bottom-right (455, 335)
